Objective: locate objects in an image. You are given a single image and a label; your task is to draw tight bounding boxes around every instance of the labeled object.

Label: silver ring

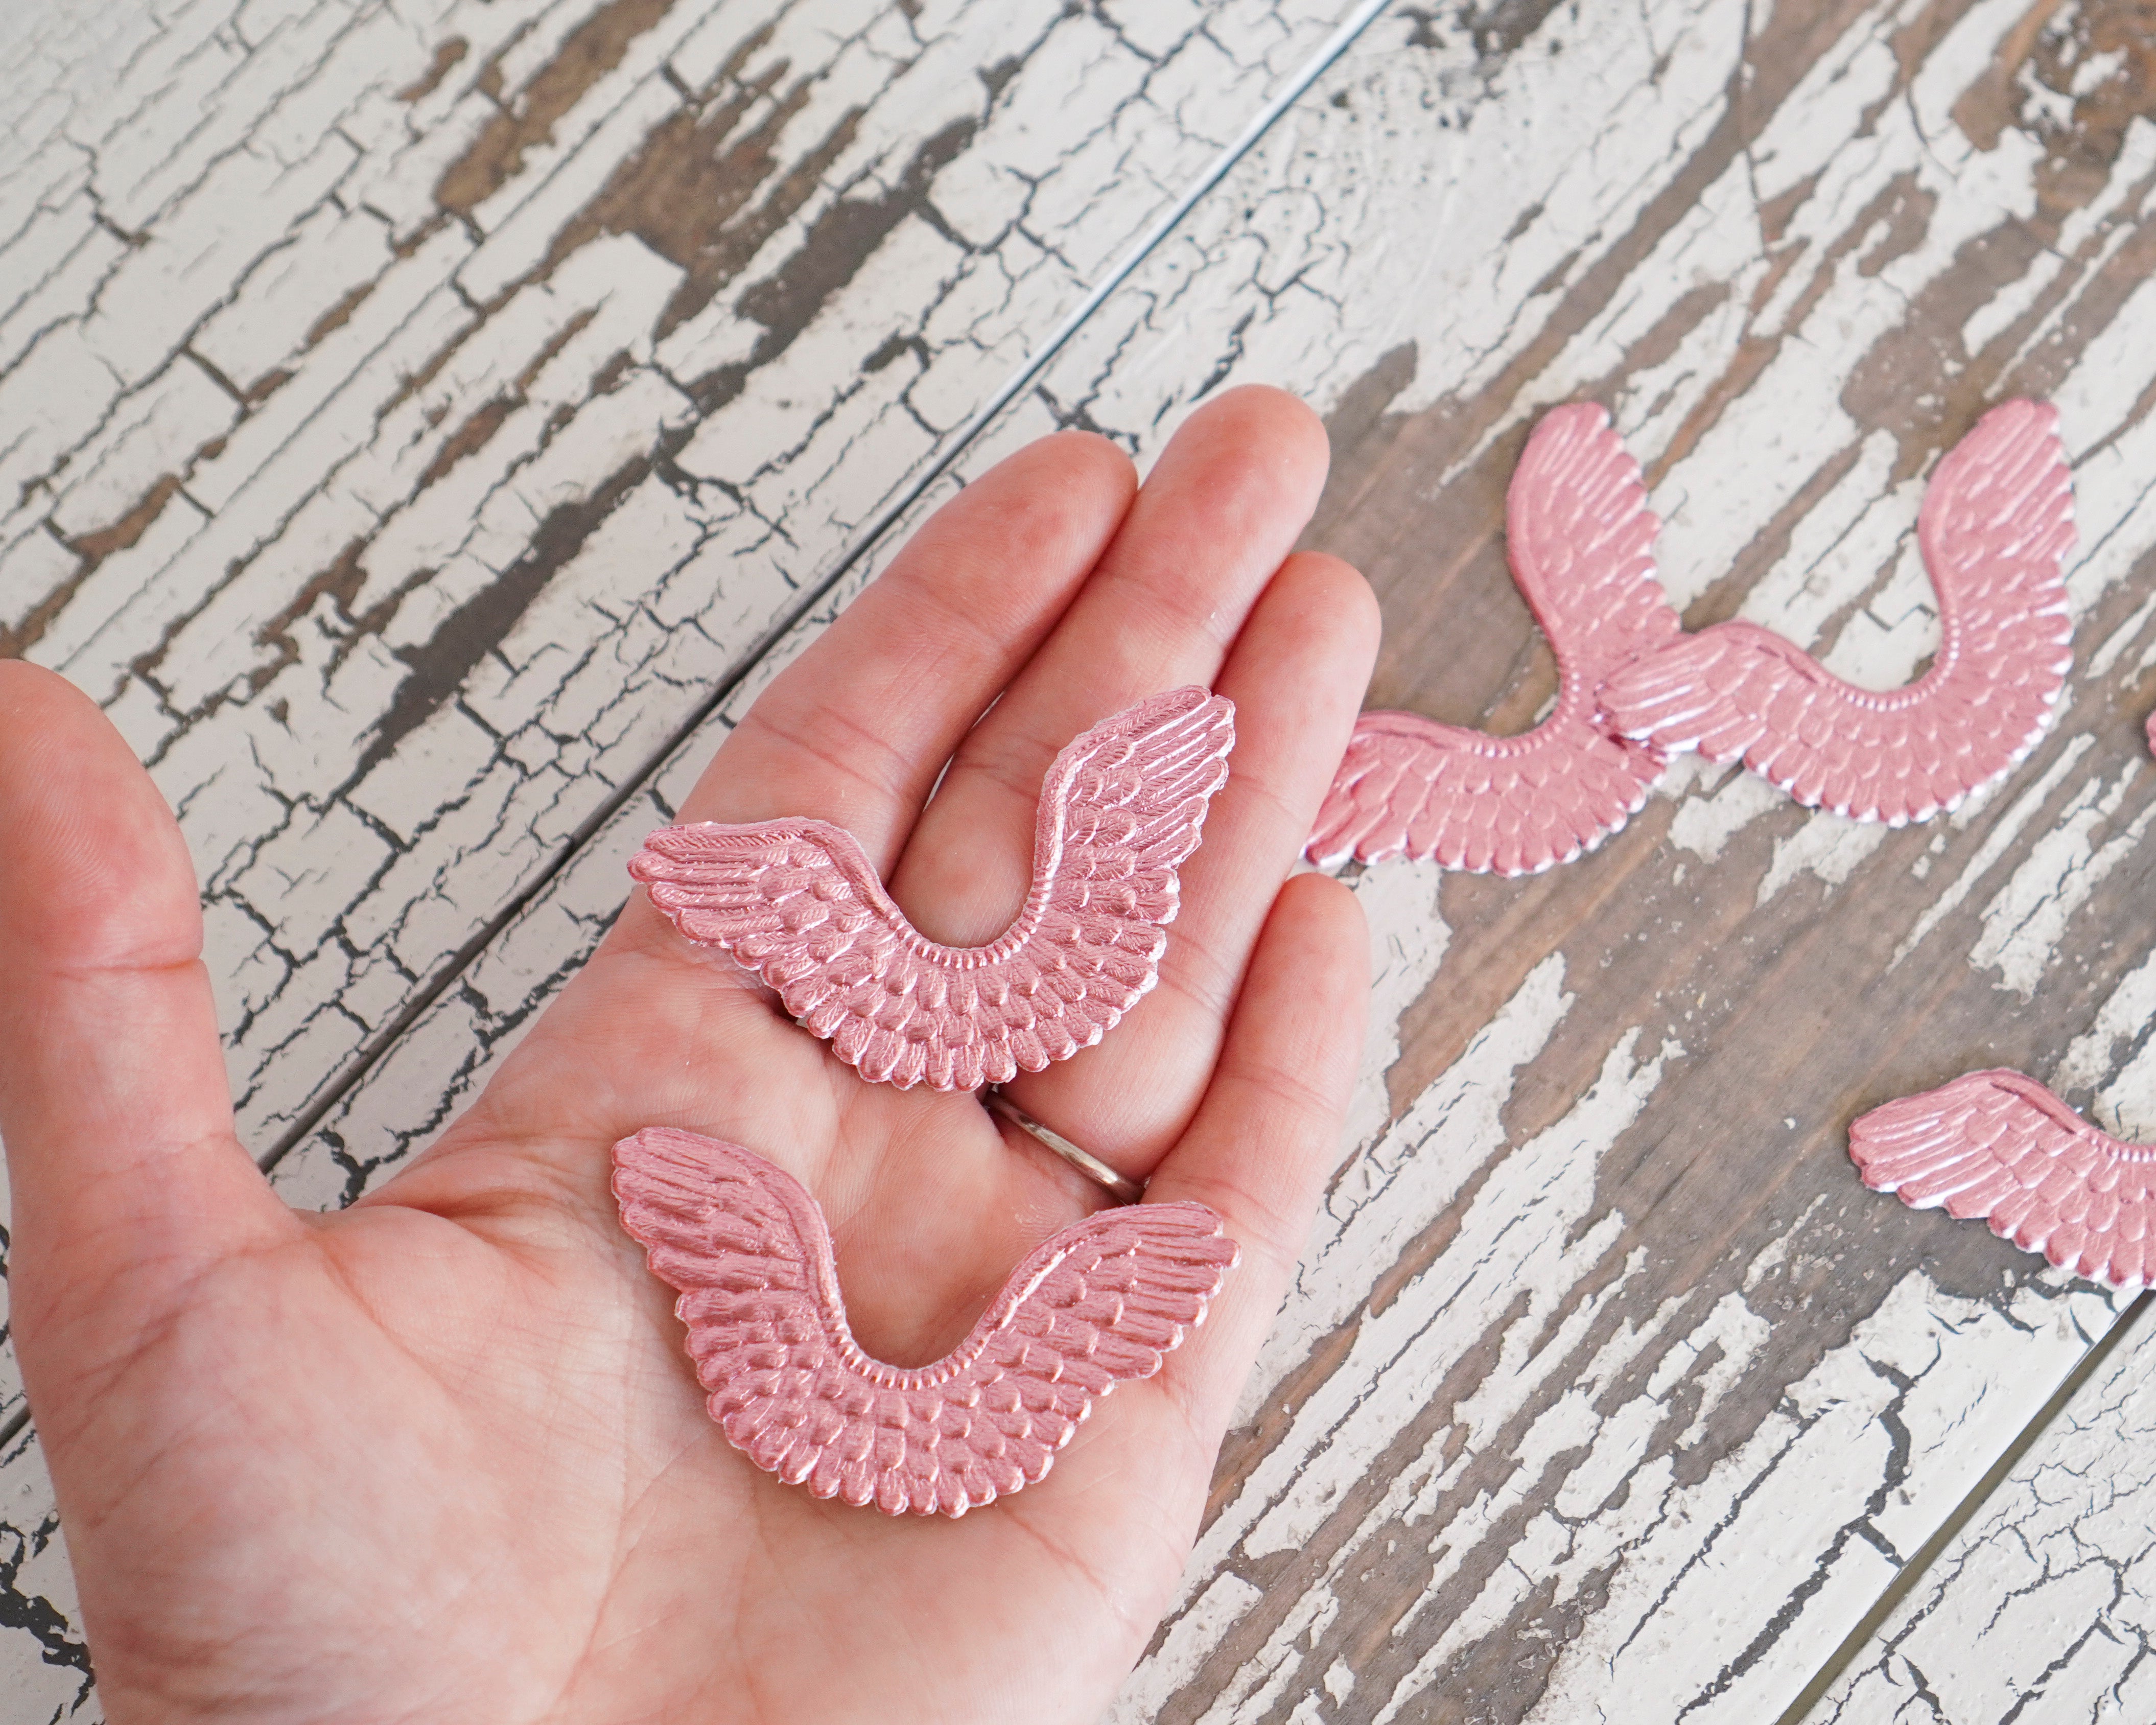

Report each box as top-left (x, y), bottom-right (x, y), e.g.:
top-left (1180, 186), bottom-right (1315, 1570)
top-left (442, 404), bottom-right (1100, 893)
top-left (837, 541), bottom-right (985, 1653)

top-left (984, 1090), bottom-right (1144, 1205)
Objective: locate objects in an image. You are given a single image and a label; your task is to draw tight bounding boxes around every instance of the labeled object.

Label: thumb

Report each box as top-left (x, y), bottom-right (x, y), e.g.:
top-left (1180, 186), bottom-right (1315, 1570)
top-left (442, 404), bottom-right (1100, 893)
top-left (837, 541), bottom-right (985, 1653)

top-left (0, 664), bottom-right (292, 1398)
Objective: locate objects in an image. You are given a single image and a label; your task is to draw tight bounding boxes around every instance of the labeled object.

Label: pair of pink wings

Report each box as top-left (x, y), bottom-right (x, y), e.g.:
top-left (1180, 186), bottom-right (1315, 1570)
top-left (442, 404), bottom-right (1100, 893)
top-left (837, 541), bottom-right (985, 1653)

top-left (1298, 403), bottom-right (2114, 1289)
top-left (613, 1128), bottom-right (1236, 1516)
top-left (631, 686), bottom-right (1234, 1092)
top-left (1308, 399), bottom-right (2076, 875)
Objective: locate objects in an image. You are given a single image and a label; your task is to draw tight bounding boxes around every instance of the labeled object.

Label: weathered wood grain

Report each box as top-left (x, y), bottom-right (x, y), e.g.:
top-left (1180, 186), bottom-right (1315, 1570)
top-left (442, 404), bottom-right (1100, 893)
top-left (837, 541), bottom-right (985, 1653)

top-left (1800, 1298), bottom-right (2156, 1724)
top-left (0, 0), bottom-right (1381, 1436)
top-left (9, 0), bottom-right (2156, 1721)
top-left (1013, 2), bottom-right (2156, 1719)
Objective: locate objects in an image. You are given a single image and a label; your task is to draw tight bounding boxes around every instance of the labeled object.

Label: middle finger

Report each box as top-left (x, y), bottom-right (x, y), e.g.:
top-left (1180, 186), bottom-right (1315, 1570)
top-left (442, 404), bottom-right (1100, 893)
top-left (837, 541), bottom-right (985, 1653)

top-left (888, 386), bottom-right (1375, 1174)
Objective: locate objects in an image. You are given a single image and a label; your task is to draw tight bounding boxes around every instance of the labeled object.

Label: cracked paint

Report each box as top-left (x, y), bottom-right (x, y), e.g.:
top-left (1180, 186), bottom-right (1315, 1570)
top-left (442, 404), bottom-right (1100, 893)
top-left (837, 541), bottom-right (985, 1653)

top-left (1802, 1299), bottom-right (2156, 1724)
top-left (10, 2), bottom-right (2156, 1722)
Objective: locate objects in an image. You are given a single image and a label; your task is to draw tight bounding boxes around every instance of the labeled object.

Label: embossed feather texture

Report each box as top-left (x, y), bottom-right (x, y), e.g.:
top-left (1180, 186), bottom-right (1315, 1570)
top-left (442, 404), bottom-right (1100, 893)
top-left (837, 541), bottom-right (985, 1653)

top-left (1305, 402), bottom-right (1683, 876)
top-left (613, 1128), bottom-right (1238, 1516)
top-left (630, 687), bottom-right (1234, 1090)
top-left (1602, 399), bottom-right (2076, 825)
top-left (1851, 1070), bottom-right (2156, 1290)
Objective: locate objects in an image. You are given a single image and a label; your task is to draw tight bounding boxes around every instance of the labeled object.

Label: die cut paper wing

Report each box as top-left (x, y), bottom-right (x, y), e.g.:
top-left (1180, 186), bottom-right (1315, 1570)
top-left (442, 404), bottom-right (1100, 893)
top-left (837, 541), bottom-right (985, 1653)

top-left (630, 686), bottom-right (1234, 1091)
top-left (1602, 399), bottom-right (2075, 825)
top-left (612, 1127), bottom-right (1238, 1517)
top-left (1306, 402), bottom-right (1682, 875)
top-left (1850, 1068), bottom-right (2156, 1289)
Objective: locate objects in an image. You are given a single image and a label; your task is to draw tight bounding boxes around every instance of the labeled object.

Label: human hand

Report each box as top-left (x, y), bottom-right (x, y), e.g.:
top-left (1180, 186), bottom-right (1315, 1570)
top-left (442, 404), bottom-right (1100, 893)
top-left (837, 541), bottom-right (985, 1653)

top-left (0, 385), bottom-right (1377, 1724)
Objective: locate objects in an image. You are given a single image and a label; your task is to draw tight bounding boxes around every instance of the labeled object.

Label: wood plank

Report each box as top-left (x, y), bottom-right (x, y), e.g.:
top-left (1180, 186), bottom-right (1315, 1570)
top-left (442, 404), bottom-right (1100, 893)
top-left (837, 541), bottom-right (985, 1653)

top-left (0, 0), bottom-right (1382, 1436)
top-left (1019, 3), bottom-right (2156, 1718)
top-left (1798, 1298), bottom-right (2156, 1724)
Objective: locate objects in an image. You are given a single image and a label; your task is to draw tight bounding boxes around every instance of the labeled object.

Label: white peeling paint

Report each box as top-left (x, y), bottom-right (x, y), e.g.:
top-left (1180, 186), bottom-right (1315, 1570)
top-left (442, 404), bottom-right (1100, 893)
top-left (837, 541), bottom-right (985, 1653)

top-left (1118, 1015), bottom-right (1683, 1718)
top-left (1755, 810), bottom-right (1893, 907)
top-left (2057, 946), bottom-right (2156, 1138)
top-left (1337, 857), bottom-right (1451, 1160)
top-left (1968, 764), bottom-right (2154, 999)
top-left (1665, 761), bottom-right (1785, 864)
top-left (1508, 1272), bottom-right (2120, 1725)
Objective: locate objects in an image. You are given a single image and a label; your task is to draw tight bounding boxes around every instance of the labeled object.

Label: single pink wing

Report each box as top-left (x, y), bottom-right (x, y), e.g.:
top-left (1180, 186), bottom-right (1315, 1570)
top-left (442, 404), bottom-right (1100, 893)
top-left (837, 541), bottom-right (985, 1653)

top-left (1306, 403), bottom-right (1681, 874)
top-left (1603, 399), bottom-right (2075, 825)
top-left (630, 687), bottom-right (1234, 1090)
top-left (613, 1128), bottom-right (1238, 1517)
top-left (1850, 1069), bottom-right (2156, 1289)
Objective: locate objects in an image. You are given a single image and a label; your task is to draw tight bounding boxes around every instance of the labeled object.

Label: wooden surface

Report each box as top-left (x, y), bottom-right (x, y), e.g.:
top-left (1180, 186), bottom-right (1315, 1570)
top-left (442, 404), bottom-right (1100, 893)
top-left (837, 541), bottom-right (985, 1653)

top-left (1809, 1298), bottom-right (2156, 1723)
top-left (7, 1), bottom-right (2156, 1720)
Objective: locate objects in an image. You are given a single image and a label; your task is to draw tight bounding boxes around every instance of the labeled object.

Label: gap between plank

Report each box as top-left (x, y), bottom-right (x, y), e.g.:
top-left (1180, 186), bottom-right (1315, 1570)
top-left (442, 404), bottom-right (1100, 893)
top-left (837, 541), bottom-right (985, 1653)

top-left (1771, 1288), bottom-right (2155, 1725)
top-left (243, 0), bottom-right (1391, 1188)
top-left (0, 0), bottom-right (1398, 1458)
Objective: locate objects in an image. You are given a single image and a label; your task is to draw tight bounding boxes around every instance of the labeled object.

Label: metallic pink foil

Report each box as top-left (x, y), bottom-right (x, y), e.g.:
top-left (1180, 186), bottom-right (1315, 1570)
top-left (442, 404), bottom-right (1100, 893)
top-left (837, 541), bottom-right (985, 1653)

top-left (1851, 1069), bottom-right (2156, 1290)
top-left (613, 1127), bottom-right (1238, 1516)
top-left (629, 687), bottom-right (1234, 1090)
top-left (1603, 399), bottom-right (2076, 825)
top-left (1305, 403), bottom-right (1683, 876)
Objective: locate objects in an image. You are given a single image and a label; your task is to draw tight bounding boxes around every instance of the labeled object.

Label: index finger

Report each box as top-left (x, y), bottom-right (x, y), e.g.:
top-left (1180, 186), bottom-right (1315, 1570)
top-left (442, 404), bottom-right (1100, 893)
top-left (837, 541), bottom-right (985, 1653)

top-left (668, 431), bottom-right (1137, 869)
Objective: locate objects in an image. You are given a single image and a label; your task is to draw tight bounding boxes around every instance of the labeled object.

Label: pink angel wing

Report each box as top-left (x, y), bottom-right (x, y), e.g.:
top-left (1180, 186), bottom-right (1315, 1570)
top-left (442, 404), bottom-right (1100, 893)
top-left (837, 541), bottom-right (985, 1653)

top-left (1602, 399), bottom-right (2075, 825)
top-left (612, 1127), bottom-right (1238, 1517)
top-left (629, 687), bottom-right (1235, 1091)
top-left (1305, 402), bottom-right (1682, 875)
top-left (1850, 1069), bottom-right (2156, 1290)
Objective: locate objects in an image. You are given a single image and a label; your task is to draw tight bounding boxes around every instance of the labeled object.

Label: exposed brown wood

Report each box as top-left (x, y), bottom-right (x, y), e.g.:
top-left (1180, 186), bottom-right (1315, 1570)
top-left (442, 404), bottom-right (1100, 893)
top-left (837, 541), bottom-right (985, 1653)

top-left (436, 0), bottom-right (682, 215)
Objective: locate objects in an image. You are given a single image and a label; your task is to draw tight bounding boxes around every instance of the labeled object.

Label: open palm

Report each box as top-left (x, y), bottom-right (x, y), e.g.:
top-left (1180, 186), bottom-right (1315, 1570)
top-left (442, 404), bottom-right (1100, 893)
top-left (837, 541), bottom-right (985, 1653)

top-left (0, 387), bottom-right (1377, 1725)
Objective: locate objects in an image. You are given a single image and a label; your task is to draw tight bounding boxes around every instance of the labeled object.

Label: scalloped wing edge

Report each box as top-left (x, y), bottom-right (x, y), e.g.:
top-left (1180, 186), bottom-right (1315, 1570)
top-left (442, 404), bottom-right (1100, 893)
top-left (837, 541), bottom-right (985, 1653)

top-left (1304, 710), bottom-right (1668, 874)
top-left (626, 688), bottom-right (1235, 1091)
top-left (1602, 399), bottom-right (2076, 825)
